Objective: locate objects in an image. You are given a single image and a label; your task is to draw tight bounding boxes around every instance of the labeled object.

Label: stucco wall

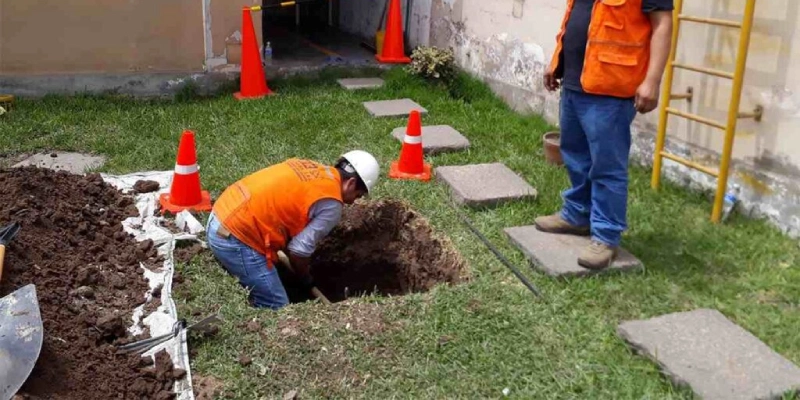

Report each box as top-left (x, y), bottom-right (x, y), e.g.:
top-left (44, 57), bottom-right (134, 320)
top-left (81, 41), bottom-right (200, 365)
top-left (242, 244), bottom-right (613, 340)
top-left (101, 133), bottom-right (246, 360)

top-left (0, 0), bottom-right (261, 75)
top-left (429, 0), bottom-right (800, 236)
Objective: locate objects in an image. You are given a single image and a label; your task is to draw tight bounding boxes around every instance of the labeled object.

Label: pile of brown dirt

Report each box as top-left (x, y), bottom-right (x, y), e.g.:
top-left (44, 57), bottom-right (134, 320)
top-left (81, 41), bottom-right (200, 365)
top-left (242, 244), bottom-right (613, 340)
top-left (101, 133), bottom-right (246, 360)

top-left (130, 349), bottom-right (186, 399)
top-left (0, 166), bottom-right (176, 399)
top-left (280, 199), bottom-right (467, 303)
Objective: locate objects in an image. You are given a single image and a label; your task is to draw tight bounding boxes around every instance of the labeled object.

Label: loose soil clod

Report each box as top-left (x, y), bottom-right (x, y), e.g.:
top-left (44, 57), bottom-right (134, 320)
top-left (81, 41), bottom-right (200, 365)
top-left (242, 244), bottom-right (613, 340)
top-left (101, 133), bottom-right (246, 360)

top-left (133, 179), bottom-right (160, 194)
top-left (280, 199), bottom-right (467, 303)
top-left (0, 166), bottom-right (174, 399)
top-left (237, 354), bottom-right (253, 367)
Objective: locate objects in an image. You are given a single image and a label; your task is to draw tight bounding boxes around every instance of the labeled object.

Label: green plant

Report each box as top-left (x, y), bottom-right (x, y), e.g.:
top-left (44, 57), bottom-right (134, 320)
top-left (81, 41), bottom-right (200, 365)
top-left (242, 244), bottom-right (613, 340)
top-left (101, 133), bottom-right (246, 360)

top-left (407, 46), bottom-right (457, 84)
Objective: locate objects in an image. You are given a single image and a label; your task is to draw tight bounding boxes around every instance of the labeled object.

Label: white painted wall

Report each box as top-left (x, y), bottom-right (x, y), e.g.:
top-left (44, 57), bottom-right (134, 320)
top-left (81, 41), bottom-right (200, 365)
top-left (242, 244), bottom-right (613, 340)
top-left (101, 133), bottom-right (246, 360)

top-left (667, 0), bottom-right (800, 173)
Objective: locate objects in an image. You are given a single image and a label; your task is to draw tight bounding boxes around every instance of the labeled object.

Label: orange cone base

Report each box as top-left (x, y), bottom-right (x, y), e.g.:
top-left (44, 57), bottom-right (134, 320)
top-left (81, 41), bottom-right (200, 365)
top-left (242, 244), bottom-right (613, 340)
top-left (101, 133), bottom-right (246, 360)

top-left (233, 89), bottom-right (275, 100)
top-left (376, 54), bottom-right (411, 64)
top-left (389, 161), bottom-right (432, 181)
top-left (159, 191), bottom-right (213, 214)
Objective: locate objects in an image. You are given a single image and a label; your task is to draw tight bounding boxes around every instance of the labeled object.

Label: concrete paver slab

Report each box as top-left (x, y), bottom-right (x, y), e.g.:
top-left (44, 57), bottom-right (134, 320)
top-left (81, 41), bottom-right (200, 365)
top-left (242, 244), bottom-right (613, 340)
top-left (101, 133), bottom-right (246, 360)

top-left (337, 78), bottom-right (385, 90)
top-left (14, 152), bottom-right (106, 174)
top-left (618, 308), bottom-right (800, 400)
top-left (363, 98), bottom-right (427, 118)
top-left (435, 163), bottom-right (536, 208)
top-left (391, 125), bottom-right (470, 155)
top-left (503, 226), bottom-right (642, 277)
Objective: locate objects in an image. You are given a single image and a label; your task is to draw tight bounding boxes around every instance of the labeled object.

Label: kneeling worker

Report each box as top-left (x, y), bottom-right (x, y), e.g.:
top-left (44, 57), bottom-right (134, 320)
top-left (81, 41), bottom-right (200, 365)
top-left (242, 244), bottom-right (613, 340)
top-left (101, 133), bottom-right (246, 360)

top-left (206, 150), bottom-right (380, 309)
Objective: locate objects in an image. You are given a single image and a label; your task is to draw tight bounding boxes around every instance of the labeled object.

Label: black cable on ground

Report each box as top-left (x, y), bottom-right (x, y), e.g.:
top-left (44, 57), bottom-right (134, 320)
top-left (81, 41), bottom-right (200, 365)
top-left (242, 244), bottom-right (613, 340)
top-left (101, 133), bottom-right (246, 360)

top-left (450, 203), bottom-right (544, 298)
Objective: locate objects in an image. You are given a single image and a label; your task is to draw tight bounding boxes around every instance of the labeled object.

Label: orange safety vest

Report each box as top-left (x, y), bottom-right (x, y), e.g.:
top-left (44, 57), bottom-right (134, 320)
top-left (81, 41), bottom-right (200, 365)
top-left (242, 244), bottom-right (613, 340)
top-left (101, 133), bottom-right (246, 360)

top-left (548, 0), bottom-right (653, 99)
top-left (212, 159), bottom-right (343, 266)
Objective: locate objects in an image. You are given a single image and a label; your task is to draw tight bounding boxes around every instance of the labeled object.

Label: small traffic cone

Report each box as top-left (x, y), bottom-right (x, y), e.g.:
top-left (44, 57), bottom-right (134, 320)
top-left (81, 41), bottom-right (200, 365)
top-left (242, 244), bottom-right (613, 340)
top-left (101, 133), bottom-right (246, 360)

top-left (234, 7), bottom-right (273, 100)
top-left (389, 110), bottom-right (431, 181)
top-left (376, 0), bottom-right (410, 64)
top-left (159, 130), bottom-right (213, 214)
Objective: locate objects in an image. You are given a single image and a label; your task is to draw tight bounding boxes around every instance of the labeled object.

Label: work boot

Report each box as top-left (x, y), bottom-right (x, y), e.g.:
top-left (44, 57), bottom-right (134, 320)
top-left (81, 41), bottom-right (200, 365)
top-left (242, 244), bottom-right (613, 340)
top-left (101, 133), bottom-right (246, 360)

top-left (578, 240), bottom-right (618, 270)
top-left (534, 213), bottom-right (590, 236)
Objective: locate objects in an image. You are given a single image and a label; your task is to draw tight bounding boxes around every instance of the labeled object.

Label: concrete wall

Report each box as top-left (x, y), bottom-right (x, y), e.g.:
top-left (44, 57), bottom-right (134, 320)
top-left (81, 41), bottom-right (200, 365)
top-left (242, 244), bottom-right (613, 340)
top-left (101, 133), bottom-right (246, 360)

top-left (205, 0), bottom-right (263, 70)
top-left (338, 0), bottom-right (431, 48)
top-left (0, 0), bottom-right (260, 75)
top-left (428, 0), bottom-right (800, 237)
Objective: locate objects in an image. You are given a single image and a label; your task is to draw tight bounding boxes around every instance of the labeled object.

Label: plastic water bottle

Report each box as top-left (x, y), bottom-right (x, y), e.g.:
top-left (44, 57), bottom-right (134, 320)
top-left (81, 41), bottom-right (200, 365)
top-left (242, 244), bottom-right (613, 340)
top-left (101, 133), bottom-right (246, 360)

top-left (721, 183), bottom-right (741, 222)
top-left (262, 41), bottom-right (273, 65)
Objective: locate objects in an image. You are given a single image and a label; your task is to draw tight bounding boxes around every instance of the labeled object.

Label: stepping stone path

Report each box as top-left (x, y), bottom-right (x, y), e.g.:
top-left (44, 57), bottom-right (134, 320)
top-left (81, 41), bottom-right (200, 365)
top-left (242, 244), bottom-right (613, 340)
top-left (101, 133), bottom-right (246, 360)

top-left (363, 98), bottom-right (427, 118)
top-left (14, 152), bottom-right (106, 174)
top-left (504, 227), bottom-right (642, 277)
top-left (618, 308), bottom-right (800, 400)
top-left (337, 78), bottom-right (384, 90)
top-left (435, 163), bottom-right (536, 208)
top-left (391, 125), bottom-right (470, 155)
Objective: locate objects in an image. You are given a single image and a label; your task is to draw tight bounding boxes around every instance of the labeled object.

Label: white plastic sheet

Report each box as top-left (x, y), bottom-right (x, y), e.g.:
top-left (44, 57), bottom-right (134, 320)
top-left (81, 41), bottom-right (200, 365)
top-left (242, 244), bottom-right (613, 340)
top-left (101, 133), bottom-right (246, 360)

top-left (101, 170), bottom-right (203, 400)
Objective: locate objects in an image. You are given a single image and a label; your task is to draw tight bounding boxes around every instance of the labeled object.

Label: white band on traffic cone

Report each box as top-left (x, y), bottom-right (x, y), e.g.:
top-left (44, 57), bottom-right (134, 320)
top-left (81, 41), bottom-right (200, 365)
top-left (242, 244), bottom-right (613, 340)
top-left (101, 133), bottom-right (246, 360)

top-left (403, 135), bottom-right (422, 145)
top-left (174, 163), bottom-right (199, 175)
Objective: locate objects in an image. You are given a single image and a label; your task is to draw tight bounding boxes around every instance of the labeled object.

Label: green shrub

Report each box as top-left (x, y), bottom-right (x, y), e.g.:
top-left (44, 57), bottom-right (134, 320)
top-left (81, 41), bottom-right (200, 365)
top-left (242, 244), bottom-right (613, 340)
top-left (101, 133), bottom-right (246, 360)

top-left (406, 46), bottom-right (457, 84)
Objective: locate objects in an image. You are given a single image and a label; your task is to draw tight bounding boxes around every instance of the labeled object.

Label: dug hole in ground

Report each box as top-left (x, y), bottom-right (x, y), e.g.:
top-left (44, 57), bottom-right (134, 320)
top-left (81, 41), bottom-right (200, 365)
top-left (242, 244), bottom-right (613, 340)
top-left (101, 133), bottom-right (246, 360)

top-left (278, 199), bottom-right (468, 304)
top-left (0, 165), bottom-right (469, 399)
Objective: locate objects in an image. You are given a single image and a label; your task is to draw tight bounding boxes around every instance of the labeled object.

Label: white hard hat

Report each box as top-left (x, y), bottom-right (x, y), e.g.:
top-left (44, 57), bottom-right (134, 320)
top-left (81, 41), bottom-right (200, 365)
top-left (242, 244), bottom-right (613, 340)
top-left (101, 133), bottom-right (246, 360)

top-left (339, 150), bottom-right (379, 193)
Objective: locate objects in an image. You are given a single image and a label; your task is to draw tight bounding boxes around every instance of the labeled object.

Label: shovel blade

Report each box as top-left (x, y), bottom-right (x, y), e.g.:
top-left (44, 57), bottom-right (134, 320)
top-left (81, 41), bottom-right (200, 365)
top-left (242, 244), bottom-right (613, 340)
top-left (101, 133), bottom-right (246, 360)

top-left (0, 222), bottom-right (20, 246)
top-left (0, 284), bottom-right (43, 399)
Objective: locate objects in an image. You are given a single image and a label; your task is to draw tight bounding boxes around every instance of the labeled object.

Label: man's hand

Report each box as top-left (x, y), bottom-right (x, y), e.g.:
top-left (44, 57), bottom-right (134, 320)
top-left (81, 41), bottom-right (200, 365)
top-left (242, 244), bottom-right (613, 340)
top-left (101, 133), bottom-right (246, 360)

top-left (544, 70), bottom-right (560, 92)
top-left (635, 78), bottom-right (660, 114)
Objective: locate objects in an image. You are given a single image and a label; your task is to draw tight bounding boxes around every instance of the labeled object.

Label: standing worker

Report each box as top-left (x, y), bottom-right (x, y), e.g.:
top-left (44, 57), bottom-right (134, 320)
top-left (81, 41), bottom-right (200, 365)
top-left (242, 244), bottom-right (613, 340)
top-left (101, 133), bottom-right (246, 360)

top-left (206, 150), bottom-right (380, 309)
top-left (535, 0), bottom-right (673, 269)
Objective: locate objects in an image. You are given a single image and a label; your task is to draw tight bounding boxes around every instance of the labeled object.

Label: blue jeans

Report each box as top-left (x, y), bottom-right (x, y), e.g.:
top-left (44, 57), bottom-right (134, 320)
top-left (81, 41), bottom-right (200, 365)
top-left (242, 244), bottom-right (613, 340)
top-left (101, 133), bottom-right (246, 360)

top-left (206, 212), bottom-right (289, 310)
top-left (558, 88), bottom-right (637, 247)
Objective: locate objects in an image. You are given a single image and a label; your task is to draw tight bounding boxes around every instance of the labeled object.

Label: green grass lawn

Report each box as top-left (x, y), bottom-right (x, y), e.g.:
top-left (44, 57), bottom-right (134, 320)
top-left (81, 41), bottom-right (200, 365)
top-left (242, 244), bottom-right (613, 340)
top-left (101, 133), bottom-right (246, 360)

top-left (2, 67), bottom-right (799, 399)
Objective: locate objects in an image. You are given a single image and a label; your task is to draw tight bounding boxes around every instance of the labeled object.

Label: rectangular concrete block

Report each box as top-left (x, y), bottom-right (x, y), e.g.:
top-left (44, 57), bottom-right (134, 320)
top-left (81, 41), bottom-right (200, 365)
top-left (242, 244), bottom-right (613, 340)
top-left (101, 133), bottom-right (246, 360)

top-left (337, 78), bottom-right (384, 90)
top-left (435, 163), bottom-right (536, 208)
top-left (504, 226), bottom-right (642, 277)
top-left (363, 99), bottom-right (427, 118)
top-left (391, 125), bottom-right (470, 155)
top-left (618, 309), bottom-right (800, 400)
top-left (14, 152), bottom-right (106, 174)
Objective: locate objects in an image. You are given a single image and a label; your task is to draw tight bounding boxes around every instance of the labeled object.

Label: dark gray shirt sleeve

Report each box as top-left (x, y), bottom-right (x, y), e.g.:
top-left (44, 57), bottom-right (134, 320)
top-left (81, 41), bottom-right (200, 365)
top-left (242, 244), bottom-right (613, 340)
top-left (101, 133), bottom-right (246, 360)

top-left (286, 199), bottom-right (342, 257)
top-left (642, 0), bottom-right (674, 13)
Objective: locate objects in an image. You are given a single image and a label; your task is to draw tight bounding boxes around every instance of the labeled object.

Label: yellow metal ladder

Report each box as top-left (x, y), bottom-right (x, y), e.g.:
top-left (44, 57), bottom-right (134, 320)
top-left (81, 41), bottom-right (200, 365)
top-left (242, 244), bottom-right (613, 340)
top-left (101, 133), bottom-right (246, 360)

top-left (651, 0), bottom-right (762, 223)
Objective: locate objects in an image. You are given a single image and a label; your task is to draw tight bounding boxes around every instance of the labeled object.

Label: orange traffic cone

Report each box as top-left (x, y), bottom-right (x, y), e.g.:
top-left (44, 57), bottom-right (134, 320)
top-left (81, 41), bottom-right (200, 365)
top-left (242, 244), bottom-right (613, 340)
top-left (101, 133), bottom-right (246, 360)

top-left (234, 7), bottom-right (273, 100)
top-left (159, 130), bottom-right (213, 214)
top-left (389, 110), bottom-right (431, 181)
top-left (376, 0), bottom-right (410, 64)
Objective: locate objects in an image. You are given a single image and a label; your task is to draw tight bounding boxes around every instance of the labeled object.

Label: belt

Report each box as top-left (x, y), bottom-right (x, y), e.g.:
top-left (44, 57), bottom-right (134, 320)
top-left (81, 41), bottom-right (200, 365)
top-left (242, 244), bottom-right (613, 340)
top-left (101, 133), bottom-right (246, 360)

top-left (216, 224), bottom-right (231, 239)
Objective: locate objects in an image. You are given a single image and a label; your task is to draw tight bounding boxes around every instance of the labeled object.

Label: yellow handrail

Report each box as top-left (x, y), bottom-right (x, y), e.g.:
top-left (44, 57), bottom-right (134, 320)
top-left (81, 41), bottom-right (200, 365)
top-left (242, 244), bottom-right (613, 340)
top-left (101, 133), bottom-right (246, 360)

top-left (651, 0), bottom-right (684, 191)
top-left (711, 0), bottom-right (757, 222)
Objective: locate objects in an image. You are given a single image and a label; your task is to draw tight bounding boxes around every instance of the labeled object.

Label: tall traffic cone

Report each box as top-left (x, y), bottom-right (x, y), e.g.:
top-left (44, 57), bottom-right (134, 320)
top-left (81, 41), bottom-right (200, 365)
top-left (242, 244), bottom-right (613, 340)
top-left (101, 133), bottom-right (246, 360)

top-left (234, 7), bottom-right (273, 100)
top-left (159, 130), bottom-right (213, 214)
top-left (389, 110), bottom-right (431, 181)
top-left (376, 0), bottom-right (411, 64)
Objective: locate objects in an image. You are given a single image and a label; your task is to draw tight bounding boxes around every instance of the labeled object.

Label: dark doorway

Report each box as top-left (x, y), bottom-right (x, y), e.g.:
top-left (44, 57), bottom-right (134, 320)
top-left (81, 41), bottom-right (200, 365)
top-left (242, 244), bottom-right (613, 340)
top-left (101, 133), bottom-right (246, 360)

top-left (259, 0), bottom-right (375, 70)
